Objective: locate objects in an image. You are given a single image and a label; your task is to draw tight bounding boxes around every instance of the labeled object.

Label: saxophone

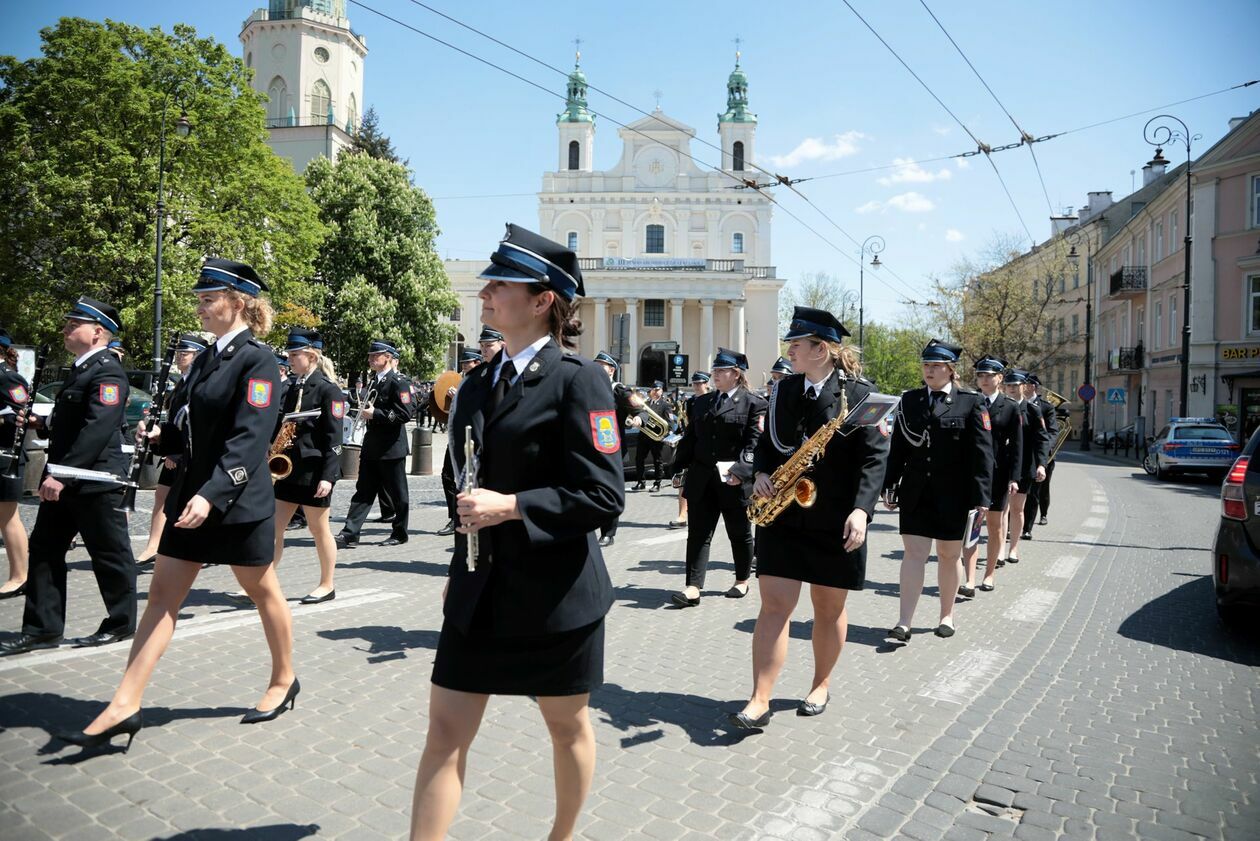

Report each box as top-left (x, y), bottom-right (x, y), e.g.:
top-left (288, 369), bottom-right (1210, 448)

top-left (269, 422), bottom-right (297, 482)
top-left (747, 386), bottom-right (848, 526)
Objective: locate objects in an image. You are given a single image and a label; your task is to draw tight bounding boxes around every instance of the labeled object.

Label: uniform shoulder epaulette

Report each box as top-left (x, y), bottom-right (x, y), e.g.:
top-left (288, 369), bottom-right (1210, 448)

top-left (561, 354), bottom-right (585, 366)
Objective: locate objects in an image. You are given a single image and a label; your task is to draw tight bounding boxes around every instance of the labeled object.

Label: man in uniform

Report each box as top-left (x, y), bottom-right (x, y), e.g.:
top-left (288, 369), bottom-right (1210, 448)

top-left (1021, 373), bottom-right (1057, 540)
top-left (632, 381), bottom-right (673, 491)
top-left (594, 350), bottom-right (636, 547)
top-left (765, 356), bottom-right (793, 397)
top-left (1, 298), bottom-right (137, 654)
top-left (668, 370), bottom-right (711, 529)
top-left (477, 326), bottom-right (505, 362)
top-left (336, 339), bottom-right (413, 548)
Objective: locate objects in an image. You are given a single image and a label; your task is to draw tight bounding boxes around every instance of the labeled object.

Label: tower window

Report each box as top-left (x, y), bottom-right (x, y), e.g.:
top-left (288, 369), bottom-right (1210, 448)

top-left (267, 76), bottom-right (288, 125)
top-left (645, 225), bottom-right (665, 254)
top-left (313, 46), bottom-right (330, 64)
top-left (732, 232), bottom-right (744, 254)
top-left (568, 140), bottom-right (580, 171)
top-left (346, 93), bottom-right (358, 133)
top-left (310, 80), bottom-right (331, 125)
top-left (567, 232), bottom-right (578, 251)
top-left (733, 141), bottom-right (745, 172)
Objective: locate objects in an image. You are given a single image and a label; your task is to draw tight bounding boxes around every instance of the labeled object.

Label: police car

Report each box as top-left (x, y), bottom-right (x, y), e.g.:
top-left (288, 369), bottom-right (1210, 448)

top-left (1142, 417), bottom-right (1240, 481)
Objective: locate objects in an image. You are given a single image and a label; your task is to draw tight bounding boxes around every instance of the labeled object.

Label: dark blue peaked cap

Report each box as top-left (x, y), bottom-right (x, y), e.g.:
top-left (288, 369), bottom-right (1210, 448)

top-left (770, 356), bottom-right (793, 375)
top-left (921, 338), bottom-right (962, 363)
top-left (594, 350), bottom-right (618, 368)
top-left (64, 297), bottom-right (122, 334)
top-left (1026, 373), bottom-right (1042, 386)
top-left (286, 329), bottom-right (323, 352)
top-left (478, 326), bottom-right (505, 344)
top-left (712, 347), bottom-right (749, 370)
top-left (691, 371), bottom-right (711, 383)
top-left (369, 339), bottom-right (400, 358)
top-left (176, 333), bottom-right (209, 352)
top-left (460, 349), bottom-right (484, 363)
top-left (974, 355), bottom-right (1007, 374)
top-left (1004, 368), bottom-right (1029, 384)
top-left (194, 258), bottom-right (267, 297)
top-left (0, 328), bottom-right (12, 349)
top-left (479, 223), bottom-right (585, 301)
top-left (783, 306), bottom-right (850, 343)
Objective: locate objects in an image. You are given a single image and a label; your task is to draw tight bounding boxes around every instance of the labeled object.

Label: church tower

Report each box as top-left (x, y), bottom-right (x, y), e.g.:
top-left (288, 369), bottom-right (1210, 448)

top-left (556, 50), bottom-right (595, 172)
top-left (717, 51), bottom-right (756, 174)
top-left (240, 0), bottom-right (368, 172)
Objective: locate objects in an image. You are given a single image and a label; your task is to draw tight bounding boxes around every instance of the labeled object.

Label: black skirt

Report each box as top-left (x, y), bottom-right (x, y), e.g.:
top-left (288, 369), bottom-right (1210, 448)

top-left (755, 526), bottom-right (865, 590)
top-left (273, 458), bottom-right (332, 508)
top-left (431, 618), bottom-right (604, 697)
top-left (159, 513), bottom-right (276, 567)
top-left (157, 460), bottom-right (179, 487)
top-left (899, 502), bottom-right (970, 542)
top-left (0, 472), bottom-right (21, 502)
top-left (1015, 476), bottom-right (1035, 495)
top-left (989, 479), bottom-right (1012, 512)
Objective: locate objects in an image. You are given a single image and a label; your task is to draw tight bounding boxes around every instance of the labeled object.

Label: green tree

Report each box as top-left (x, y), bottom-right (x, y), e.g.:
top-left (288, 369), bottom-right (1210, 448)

top-left (778, 272), bottom-right (859, 340)
top-left (860, 321), bottom-right (934, 394)
top-left (306, 153), bottom-right (456, 377)
top-left (0, 18), bottom-right (325, 358)
top-left (349, 105), bottom-right (405, 165)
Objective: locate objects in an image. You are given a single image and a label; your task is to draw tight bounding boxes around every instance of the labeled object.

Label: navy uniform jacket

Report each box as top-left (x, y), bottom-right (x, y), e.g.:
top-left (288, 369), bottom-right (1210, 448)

top-left (362, 370), bottom-right (412, 460)
top-left (754, 371), bottom-right (889, 530)
top-left (42, 350), bottom-right (129, 496)
top-left (673, 385), bottom-right (767, 505)
top-left (984, 392), bottom-right (1025, 492)
top-left (1017, 400), bottom-right (1050, 481)
top-left (0, 361), bottom-right (31, 450)
top-left (610, 381), bottom-right (636, 430)
top-left (277, 369), bottom-right (344, 485)
top-left (444, 340), bottom-right (625, 637)
top-left (1030, 395), bottom-right (1059, 463)
top-left (157, 329), bottom-right (281, 523)
top-left (884, 386), bottom-right (995, 513)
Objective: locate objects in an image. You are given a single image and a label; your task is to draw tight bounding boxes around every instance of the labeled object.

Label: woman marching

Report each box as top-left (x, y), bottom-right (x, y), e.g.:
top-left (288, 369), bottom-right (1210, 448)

top-left (270, 328), bottom-right (343, 604)
top-left (0, 328), bottom-right (30, 598)
top-left (1002, 369), bottom-right (1047, 564)
top-left (883, 339), bottom-right (994, 642)
top-left (58, 258), bottom-right (296, 751)
top-left (410, 225), bottom-right (623, 841)
top-left (729, 307), bottom-right (889, 729)
top-left (135, 333), bottom-right (209, 566)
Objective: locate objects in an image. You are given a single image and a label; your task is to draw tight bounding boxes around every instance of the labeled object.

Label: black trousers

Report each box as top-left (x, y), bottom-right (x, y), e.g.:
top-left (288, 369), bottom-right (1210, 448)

top-left (441, 448), bottom-right (457, 521)
top-left (601, 515), bottom-right (618, 540)
top-left (684, 486), bottom-right (754, 589)
top-left (1022, 463), bottom-right (1054, 533)
top-left (341, 456), bottom-right (409, 540)
top-left (1037, 460), bottom-right (1054, 517)
top-left (635, 438), bottom-right (664, 483)
top-left (22, 491), bottom-right (136, 638)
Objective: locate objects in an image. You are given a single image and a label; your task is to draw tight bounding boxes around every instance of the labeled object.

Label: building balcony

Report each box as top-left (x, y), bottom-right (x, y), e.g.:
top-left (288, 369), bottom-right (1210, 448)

top-left (1106, 345), bottom-right (1144, 373)
top-left (577, 257), bottom-right (775, 276)
top-left (1108, 266), bottom-right (1147, 298)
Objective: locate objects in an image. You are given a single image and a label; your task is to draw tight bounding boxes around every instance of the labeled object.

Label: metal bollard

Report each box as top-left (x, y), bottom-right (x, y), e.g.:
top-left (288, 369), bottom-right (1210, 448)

top-left (411, 427), bottom-right (433, 475)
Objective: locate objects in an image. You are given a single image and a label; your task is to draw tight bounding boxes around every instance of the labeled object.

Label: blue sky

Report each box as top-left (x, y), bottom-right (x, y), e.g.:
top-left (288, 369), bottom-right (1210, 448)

top-left (4, 0), bottom-right (1258, 325)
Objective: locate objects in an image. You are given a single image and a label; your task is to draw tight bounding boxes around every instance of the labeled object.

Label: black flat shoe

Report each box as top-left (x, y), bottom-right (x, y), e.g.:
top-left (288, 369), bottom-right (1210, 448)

top-left (334, 535), bottom-right (358, 550)
top-left (299, 590), bottom-right (335, 605)
top-left (651, 483), bottom-right (661, 492)
top-left (670, 592), bottom-right (700, 607)
top-left (996, 559), bottom-right (1007, 568)
top-left (978, 582), bottom-right (995, 592)
top-left (57, 711), bottom-right (142, 753)
top-left (435, 521), bottom-right (456, 537)
top-left (241, 678), bottom-right (300, 724)
top-left (373, 515), bottom-right (395, 524)
top-left (888, 625), bottom-right (911, 642)
top-left (632, 482), bottom-right (646, 491)
top-left (70, 629), bottom-right (134, 648)
top-left (1020, 530), bottom-right (1032, 540)
top-left (380, 536), bottom-right (408, 547)
top-left (1006, 555), bottom-right (1020, 564)
top-left (1038, 516), bottom-right (1048, 525)
top-left (135, 555), bottom-right (156, 566)
top-left (667, 520), bottom-right (687, 530)
top-left (0, 633), bottom-right (62, 655)
top-left (935, 623), bottom-right (956, 638)
top-left (0, 584), bottom-right (26, 600)
top-left (727, 709), bottom-right (771, 730)
top-left (598, 536), bottom-right (615, 548)
top-left (958, 585), bottom-right (976, 598)
top-left (797, 694), bottom-right (829, 717)
top-left (725, 584), bottom-right (750, 599)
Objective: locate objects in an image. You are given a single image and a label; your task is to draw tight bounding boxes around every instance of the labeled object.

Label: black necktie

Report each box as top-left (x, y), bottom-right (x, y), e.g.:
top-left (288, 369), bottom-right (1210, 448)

top-left (805, 386), bottom-right (817, 400)
top-left (493, 361), bottom-right (516, 410)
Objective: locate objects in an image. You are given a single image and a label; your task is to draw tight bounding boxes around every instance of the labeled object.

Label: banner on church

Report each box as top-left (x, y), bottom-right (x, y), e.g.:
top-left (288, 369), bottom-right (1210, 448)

top-left (602, 257), bottom-right (706, 270)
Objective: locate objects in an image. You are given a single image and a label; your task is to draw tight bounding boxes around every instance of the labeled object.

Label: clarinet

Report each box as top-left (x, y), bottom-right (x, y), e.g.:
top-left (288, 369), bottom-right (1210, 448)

top-left (463, 424), bottom-right (479, 571)
top-left (117, 333), bottom-right (180, 513)
top-left (1, 345), bottom-right (49, 480)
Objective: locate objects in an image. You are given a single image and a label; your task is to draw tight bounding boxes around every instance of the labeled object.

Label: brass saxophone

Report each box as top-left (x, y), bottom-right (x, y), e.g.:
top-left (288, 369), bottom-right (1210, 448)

top-left (747, 386), bottom-right (848, 526)
top-left (269, 422), bottom-right (296, 482)
top-left (1042, 389), bottom-right (1074, 462)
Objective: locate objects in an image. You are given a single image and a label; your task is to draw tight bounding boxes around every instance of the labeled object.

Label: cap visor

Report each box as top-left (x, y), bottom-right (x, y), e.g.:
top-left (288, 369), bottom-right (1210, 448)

top-left (478, 263), bottom-right (540, 283)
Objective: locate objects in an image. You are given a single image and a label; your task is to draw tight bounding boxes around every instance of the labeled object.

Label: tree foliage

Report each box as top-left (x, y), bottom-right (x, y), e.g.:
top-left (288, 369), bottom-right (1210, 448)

top-left (860, 321), bottom-right (935, 394)
top-left (306, 153), bottom-right (456, 378)
top-left (778, 272), bottom-right (859, 340)
top-left (0, 18), bottom-right (325, 358)
top-left (349, 105), bottom-right (405, 165)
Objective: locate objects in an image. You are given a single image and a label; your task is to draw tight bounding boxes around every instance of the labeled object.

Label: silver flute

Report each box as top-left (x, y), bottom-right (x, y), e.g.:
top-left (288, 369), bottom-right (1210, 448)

top-left (463, 424), bottom-right (479, 571)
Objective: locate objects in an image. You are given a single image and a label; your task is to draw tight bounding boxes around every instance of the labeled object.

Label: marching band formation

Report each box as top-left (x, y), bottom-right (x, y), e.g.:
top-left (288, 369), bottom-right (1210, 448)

top-left (0, 225), bottom-right (1068, 839)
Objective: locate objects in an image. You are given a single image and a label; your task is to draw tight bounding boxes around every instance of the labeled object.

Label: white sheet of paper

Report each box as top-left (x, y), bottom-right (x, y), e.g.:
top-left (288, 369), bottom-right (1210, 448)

top-left (31, 404), bottom-right (53, 418)
top-left (45, 463), bottom-right (128, 485)
top-left (716, 460), bottom-right (736, 483)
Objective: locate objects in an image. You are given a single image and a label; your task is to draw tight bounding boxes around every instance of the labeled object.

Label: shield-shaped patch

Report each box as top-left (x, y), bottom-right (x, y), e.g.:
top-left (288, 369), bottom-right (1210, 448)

top-left (331, 400), bottom-right (345, 420)
top-left (8, 386), bottom-right (27, 404)
top-left (247, 379), bottom-right (272, 408)
top-left (99, 383), bottom-right (120, 406)
top-left (589, 410), bottom-right (619, 454)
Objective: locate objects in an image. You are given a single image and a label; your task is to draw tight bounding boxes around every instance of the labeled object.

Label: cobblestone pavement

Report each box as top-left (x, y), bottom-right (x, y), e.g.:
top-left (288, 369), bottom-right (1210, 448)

top-left (0, 444), bottom-right (1256, 840)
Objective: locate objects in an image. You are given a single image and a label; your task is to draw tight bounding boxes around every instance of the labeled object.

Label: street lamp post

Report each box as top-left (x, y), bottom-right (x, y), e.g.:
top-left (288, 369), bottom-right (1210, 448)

top-left (1067, 231), bottom-right (1093, 451)
top-left (152, 89), bottom-right (192, 374)
top-left (1144, 115), bottom-right (1199, 417)
top-left (858, 235), bottom-right (884, 348)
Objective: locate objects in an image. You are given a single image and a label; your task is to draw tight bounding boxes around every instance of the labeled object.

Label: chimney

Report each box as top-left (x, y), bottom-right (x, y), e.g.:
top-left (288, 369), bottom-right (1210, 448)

top-left (1078, 191), bottom-right (1113, 224)
top-left (1143, 148), bottom-right (1169, 186)
top-left (1050, 215), bottom-right (1077, 238)
top-left (1229, 116), bottom-right (1247, 130)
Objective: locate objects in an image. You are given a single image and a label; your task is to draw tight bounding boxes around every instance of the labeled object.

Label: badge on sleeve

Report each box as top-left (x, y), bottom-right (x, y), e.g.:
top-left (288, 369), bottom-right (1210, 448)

top-left (400, 391), bottom-right (411, 405)
top-left (589, 410), bottom-right (620, 454)
top-left (981, 407), bottom-right (992, 431)
top-left (331, 400), bottom-right (345, 420)
top-left (247, 379), bottom-right (272, 408)
top-left (9, 386), bottom-right (27, 403)
top-left (99, 383), bottom-right (120, 405)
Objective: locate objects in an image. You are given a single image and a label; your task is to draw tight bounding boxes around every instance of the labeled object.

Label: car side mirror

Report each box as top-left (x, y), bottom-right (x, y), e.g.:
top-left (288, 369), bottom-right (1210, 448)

top-left (1145, 436), bottom-right (1155, 443)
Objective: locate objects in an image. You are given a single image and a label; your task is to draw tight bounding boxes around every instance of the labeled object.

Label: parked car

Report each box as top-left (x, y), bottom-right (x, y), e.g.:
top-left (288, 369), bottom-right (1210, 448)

top-left (1213, 428), bottom-right (1260, 625)
top-left (1094, 423), bottom-right (1136, 447)
top-left (620, 425), bottom-right (679, 481)
top-left (36, 369), bottom-right (157, 435)
top-left (1142, 418), bottom-right (1240, 481)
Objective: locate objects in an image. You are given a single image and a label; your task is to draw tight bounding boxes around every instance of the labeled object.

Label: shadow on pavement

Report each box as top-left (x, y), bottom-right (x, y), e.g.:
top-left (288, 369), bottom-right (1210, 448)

top-left (316, 624), bottom-right (440, 664)
top-left (613, 584), bottom-right (675, 610)
top-left (1117, 574), bottom-right (1260, 666)
top-left (730, 618), bottom-right (901, 652)
top-left (590, 682), bottom-right (774, 747)
top-left (337, 558), bottom-right (449, 576)
top-left (156, 825), bottom-right (320, 840)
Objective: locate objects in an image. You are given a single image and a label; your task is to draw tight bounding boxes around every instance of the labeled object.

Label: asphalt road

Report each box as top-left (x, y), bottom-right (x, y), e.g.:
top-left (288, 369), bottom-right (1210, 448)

top-left (0, 447), bottom-right (1256, 840)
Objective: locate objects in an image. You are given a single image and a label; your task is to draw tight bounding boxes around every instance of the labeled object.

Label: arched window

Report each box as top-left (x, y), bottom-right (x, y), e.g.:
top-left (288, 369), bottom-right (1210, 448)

top-left (568, 140), bottom-right (580, 171)
top-left (645, 224), bottom-right (665, 254)
top-left (267, 76), bottom-right (288, 125)
top-left (567, 232), bottom-right (578, 251)
top-left (346, 93), bottom-right (358, 134)
top-left (310, 79), bottom-right (331, 125)
top-left (731, 232), bottom-right (744, 254)
top-left (732, 141), bottom-right (745, 172)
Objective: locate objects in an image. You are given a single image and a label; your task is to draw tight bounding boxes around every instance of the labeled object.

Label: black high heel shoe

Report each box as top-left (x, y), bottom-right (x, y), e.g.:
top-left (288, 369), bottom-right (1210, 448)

top-left (57, 711), bottom-right (142, 752)
top-left (241, 678), bottom-right (300, 724)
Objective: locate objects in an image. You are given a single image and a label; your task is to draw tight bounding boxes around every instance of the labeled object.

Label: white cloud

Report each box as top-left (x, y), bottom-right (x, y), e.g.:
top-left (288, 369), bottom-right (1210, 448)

top-left (955, 157), bottom-right (971, 169)
top-left (932, 125), bottom-right (952, 137)
top-left (855, 191), bottom-right (936, 214)
top-left (877, 157), bottom-right (953, 186)
top-left (945, 228), bottom-right (965, 242)
top-left (767, 131), bottom-right (866, 168)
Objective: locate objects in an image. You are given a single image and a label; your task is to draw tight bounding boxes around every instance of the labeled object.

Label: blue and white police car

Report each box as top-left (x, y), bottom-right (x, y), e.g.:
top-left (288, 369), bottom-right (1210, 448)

top-left (1143, 417), bottom-right (1240, 481)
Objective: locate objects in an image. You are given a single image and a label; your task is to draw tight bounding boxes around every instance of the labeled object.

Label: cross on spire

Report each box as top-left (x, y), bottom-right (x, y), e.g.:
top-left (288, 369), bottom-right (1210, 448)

top-left (573, 36), bottom-right (582, 63)
top-left (733, 35), bottom-right (742, 64)
top-left (653, 89), bottom-right (663, 109)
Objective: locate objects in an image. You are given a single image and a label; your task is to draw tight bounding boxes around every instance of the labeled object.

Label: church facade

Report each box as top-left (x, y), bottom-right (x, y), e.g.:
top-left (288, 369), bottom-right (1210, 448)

top-left (444, 56), bottom-right (784, 384)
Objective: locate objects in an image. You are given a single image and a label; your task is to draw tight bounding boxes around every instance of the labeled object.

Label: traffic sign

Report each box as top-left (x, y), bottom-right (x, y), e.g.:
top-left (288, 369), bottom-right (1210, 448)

top-left (668, 353), bottom-right (689, 386)
top-left (1077, 384), bottom-right (1096, 402)
top-left (1106, 387), bottom-right (1126, 404)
